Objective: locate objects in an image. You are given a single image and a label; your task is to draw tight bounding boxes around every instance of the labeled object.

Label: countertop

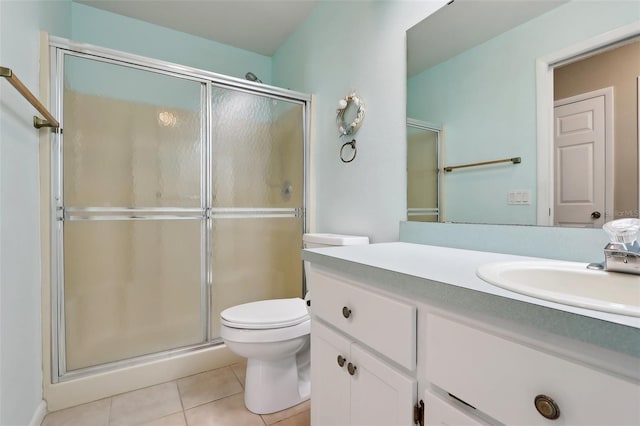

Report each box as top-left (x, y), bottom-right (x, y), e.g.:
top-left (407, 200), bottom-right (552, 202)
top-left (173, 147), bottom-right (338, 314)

top-left (303, 242), bottom-right (640, 357)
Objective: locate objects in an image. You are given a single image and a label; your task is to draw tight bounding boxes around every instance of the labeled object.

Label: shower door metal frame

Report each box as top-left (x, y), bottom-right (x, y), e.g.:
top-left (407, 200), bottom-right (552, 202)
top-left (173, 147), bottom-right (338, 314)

top-left (48, 36), bottom-right (311, 383)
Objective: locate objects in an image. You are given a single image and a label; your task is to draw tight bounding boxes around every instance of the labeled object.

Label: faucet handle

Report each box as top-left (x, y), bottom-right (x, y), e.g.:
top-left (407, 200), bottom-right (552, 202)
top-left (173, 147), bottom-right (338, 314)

top-left (604, 242), bottom-right (640, 275)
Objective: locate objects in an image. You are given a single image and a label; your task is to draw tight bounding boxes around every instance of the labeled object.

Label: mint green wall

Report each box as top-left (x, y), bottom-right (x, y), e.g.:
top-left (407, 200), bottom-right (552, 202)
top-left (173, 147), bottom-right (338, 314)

top-left (408, 0), bottom-right (639, 225)
top-left (0, 1), bottom-right (70, 424)
top-left (400, 221), bottom-right (609, 263)
top-left (272, 1), bottom-right (445, 242)
top-left (71, 2), bottom-right (272, 84)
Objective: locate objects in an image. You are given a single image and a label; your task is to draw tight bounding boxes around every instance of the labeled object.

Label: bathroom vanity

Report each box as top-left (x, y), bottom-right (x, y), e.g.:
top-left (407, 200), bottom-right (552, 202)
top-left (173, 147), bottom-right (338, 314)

top-left (304, 242), bottom-right (640, 425)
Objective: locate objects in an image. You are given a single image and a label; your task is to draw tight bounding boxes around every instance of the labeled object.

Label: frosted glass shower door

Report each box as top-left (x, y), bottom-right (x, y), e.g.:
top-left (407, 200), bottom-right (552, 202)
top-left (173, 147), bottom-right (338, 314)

top-left (57, 54), bottom-right (207, 373)
top-left (209, 86), bottom-right (305, 338)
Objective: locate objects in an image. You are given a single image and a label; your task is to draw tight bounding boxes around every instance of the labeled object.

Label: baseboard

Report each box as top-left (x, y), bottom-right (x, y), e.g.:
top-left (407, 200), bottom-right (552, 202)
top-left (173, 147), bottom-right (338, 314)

top-left (28, 400), bottom-right (47, 426)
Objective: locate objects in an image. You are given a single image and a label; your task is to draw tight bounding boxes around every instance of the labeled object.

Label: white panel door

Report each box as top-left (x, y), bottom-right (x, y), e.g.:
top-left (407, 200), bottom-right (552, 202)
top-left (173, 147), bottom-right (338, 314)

top-left (554, 95), bottom-right (606, 227)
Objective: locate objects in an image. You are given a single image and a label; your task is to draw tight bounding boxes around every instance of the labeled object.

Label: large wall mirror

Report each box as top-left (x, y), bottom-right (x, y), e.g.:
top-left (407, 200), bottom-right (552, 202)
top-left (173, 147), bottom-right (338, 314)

top-left (406, 0), bottom-right (640, 227)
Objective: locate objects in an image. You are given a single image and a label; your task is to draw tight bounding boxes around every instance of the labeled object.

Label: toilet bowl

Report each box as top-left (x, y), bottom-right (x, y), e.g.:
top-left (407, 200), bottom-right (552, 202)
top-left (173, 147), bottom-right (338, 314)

top-left (220, 233), bottom-right (369, 414)
top-left (220, 298), bottom-right (311, 414)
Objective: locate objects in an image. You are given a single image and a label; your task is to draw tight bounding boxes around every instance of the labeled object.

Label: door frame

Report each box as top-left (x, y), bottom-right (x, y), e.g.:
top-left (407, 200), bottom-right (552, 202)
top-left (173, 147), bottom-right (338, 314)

top-left (554, 87), bottom-right (614, 225)
top-left (535, 21), bottom-right (640, 225)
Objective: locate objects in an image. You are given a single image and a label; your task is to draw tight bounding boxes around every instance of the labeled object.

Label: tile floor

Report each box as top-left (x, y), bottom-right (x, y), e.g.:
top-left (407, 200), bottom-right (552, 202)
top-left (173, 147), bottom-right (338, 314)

top-left (42, 361), bottom-right (310, 426)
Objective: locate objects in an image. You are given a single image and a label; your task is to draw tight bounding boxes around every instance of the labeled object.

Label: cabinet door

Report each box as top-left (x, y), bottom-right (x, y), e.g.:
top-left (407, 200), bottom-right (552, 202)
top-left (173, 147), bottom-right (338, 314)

top-left (311, 321), bottom-right (351, 426)
top-left (350, 343), bottom-right (417, 426)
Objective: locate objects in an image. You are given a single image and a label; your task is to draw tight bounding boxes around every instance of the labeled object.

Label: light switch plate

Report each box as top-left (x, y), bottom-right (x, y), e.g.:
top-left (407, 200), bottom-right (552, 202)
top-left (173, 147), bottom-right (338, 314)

top-left (508, 190), bottom-right (531, 205)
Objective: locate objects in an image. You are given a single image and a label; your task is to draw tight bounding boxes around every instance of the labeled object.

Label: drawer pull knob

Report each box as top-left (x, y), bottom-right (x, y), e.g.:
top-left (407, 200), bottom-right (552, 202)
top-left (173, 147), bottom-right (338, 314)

top-left (342, 306), bottom-right (352, 318)
top-left (534, 395), bottom-right (560, 420)
top-left (337, 355), bottom-right (346, 367)
top-left (347, 362), bottom-right (357, 376)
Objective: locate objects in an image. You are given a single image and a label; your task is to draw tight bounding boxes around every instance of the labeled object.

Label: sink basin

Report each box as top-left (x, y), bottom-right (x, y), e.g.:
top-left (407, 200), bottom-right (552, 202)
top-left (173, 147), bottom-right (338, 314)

top-left (476, 261), bottom-right (640, 317)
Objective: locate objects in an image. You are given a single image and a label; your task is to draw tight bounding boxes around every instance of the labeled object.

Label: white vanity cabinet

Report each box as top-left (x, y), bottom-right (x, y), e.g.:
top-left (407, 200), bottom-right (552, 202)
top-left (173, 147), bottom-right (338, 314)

top-left (309, 268), bottom-right (419, 426)
top-left (305, 244), bottom-right (640, 426)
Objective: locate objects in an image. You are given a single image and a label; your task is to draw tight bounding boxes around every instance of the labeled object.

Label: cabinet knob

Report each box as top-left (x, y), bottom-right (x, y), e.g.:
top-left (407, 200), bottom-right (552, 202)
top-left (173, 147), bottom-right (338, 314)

top-left (534, 395), bottom-right (560, 420)
top-left (342, 306), bottom-right (352, 319)
top-left (591, 211), bottom-right (601, 219)
top-left (347, 362), bottom-right (357, 376)
top-left (337, 355), bottom-right (346, 367)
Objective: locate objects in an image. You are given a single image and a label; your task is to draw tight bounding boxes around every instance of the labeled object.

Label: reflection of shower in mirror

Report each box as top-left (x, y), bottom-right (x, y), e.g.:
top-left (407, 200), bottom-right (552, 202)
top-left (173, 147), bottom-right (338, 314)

top-left (407, 119), bottom-right (441, 223)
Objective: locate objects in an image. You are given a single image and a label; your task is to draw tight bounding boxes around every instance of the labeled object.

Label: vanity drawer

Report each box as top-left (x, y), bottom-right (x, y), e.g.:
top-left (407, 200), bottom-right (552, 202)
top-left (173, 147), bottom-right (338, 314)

top-left (425, 313), bottom-right (640, 425)
top-left (308, 268), bottom-right (416, 370)
top-left (424, 389), bottom-right (490, 426)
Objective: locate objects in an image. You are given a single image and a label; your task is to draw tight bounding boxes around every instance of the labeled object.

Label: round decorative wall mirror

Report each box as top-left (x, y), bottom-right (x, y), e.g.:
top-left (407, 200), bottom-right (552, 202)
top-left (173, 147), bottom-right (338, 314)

top-left (337, 93), bottom-right (365, 136)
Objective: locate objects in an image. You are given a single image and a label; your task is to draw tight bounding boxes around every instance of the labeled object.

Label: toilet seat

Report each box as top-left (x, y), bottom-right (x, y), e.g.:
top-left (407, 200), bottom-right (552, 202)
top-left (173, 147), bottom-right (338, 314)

top-left (221, 298), bottom-right (309, 329)
top-left (220, 318), bottom-right (310, 343)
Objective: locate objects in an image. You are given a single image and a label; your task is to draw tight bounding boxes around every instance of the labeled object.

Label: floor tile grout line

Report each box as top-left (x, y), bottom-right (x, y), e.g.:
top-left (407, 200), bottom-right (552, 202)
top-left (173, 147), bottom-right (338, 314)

top-left (107, 397), bottom-right (112, 426)
top-left (175, 380), bottom-right (189, 426)
top-left (230, 362), bottom-right (246, 389)
top-left (260, 413), bottom-right (269, 426)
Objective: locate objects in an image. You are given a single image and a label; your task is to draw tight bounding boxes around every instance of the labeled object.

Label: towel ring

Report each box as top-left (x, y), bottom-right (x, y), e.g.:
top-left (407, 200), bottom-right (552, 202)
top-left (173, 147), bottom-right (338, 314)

top-left (340, 139), bottom-right (357, 163)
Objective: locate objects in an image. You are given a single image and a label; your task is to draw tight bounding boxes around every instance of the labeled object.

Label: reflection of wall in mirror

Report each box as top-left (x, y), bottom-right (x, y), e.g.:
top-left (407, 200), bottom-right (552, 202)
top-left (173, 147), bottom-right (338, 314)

top-left (407, 1), bottom-right (639, 226)
top-left (554, 40), bottom-right (640, 219)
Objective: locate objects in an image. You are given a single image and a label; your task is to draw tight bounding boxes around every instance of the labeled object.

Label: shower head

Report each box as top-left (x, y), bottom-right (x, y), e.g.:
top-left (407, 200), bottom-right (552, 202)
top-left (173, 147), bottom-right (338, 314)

top-left (245, 72), bottom-right (262, 84)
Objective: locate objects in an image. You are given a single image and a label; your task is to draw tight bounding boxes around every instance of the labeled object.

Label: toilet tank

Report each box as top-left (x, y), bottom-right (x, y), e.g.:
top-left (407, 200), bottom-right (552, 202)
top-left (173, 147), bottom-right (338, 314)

top-left (302, 233), bottom-right (369, 249)
top-left (302, 234), bottom-right (368, 307)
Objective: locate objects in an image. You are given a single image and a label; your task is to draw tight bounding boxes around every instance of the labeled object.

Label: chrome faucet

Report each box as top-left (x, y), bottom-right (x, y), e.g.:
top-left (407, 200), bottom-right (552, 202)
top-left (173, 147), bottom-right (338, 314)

top-left (587, 218), bottom-right (640, 275)
top-left (603, 241), bottom-right (640, 275)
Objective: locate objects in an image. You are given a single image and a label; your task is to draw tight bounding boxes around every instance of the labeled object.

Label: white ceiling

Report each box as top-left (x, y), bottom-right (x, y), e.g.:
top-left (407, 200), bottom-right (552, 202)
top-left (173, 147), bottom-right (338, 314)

top-left (73, 0), bottom-right (320, 56)
top-left (407, 0), bottom-right (569, 77)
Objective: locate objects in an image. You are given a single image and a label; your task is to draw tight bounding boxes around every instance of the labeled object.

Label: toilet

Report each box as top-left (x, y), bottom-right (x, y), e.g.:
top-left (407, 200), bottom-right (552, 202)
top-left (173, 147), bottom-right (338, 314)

top-left (220, 233), bottom-right (369, 414)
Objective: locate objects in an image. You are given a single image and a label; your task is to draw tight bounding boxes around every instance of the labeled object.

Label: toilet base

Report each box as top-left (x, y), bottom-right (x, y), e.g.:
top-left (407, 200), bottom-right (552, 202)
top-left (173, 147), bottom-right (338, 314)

top-left (244, 353), bottom-right (310, 414)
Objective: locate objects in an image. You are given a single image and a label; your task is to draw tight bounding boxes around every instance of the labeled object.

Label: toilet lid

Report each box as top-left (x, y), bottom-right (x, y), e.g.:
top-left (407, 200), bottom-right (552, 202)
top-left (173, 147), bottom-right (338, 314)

top-left (220, 298), bottom-right (309, 329)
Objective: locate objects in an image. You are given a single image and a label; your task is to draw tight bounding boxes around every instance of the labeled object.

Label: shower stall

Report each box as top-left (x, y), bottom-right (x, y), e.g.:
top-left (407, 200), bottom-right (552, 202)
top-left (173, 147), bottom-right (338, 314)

top-left (48, 38), bottom-right (309, 383)
top-left (406, 119), bottom-right (440, 222)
